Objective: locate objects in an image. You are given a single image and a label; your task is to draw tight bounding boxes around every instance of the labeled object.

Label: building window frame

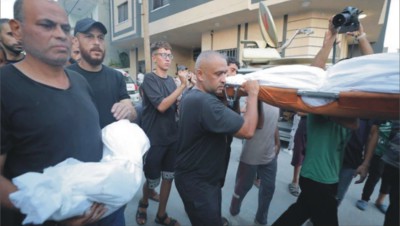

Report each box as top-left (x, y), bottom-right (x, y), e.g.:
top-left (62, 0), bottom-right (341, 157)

top-left (152, 0), bottom-right (169, 11)
top-left (217, 48), bottom-right (237, 59)
top-left (118, 1), bottom-right (129, 23)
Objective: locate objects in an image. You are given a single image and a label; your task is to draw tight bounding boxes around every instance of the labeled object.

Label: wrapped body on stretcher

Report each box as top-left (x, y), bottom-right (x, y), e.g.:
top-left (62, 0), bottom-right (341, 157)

top-left (226, 52), bottom-right (400, 119)
top-left (9, 120), bottom-right (150, 225)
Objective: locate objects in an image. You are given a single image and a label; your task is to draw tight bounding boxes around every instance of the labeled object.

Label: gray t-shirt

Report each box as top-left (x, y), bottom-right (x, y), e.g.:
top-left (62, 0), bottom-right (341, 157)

top-left (240, 102), bottom-right (279, 165)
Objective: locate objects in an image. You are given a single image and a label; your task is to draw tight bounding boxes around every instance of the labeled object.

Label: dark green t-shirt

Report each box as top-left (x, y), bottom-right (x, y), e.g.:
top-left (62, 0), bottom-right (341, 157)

top-left (301, 114), bottom-right (350, 184)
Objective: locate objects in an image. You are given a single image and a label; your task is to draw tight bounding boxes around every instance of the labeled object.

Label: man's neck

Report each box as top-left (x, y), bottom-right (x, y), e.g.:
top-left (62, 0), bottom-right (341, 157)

top-left (154, 68), bottom-right (168, 78)
top-left (194, 84), bottom-right (206, 93)
top-left (14, 55), bottom-right (69, 89)
top-left (78, 60), bottom-right (102, 72)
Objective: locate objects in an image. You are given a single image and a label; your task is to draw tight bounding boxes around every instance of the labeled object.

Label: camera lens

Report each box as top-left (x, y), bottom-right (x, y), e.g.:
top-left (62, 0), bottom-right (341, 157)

top-left (332, 14), bottom-right (346, 27)
top-left (333, 6), bottom-right (361, 33)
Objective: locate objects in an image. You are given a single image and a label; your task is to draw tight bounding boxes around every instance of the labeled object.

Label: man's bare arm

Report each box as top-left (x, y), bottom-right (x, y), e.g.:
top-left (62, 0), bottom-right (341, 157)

top-left (311, 18), bottom-right (337, 69)
top-left (157, 73), bottom-right (187, 113)
top-left (234, 80), bottom-right (259, 139)
top-left (0, 154), bottom-right (18, 210)
top-left (354, 124), bottom-right (378, 183)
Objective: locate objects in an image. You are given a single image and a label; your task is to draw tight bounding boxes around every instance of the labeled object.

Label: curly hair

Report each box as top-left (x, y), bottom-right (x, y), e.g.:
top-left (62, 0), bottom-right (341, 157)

top-left (150, 41), bottom-right (172, 55)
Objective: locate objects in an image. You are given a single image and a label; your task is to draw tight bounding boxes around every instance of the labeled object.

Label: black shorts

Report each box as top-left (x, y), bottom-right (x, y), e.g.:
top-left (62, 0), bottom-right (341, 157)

top-left (143, 142), bottom-right (177, 180)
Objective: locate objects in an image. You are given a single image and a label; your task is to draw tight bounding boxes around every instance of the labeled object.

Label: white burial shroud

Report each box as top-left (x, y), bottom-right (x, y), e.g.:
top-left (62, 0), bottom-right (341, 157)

top-left (226, 52), bottom-right (400, 107)
top-left (9, 120), bottom-right (150, 225)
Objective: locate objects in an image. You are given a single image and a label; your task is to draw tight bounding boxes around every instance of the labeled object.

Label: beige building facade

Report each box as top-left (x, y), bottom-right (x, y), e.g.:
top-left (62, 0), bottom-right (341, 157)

top-left (106, 0), bottom-right (389, 80)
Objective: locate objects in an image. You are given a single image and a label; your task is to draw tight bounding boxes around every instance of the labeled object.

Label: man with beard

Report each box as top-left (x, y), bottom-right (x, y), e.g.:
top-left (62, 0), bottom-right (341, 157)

top-left (68, 18), bottom-right (136, 129)
top-left (0, 18), bottom-right (24, 64)
top-left (67, 18), bottom-right (136, 226)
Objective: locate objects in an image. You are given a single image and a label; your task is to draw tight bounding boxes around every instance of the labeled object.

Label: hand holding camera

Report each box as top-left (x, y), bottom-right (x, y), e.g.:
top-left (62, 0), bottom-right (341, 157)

top-left (346, 23), bottom-right (365, 39)
top-left (332, 6), bottom-right (362, 33)
top-left (177, 70), bottom-right (188, 87)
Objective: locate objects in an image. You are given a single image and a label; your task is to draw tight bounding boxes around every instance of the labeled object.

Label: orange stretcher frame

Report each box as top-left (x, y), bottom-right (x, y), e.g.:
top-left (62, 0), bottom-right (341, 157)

top-left (226, 86), bottom-right (400, 120)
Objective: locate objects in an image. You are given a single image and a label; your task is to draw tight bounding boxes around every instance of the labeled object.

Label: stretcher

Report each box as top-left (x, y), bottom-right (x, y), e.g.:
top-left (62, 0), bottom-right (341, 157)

top-left (226, 53), bottom-right (400, 120)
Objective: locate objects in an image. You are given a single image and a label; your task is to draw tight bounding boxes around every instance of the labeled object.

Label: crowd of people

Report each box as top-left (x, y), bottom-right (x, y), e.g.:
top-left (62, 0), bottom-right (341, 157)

top-left (0, 1), bottom-right (398, 226)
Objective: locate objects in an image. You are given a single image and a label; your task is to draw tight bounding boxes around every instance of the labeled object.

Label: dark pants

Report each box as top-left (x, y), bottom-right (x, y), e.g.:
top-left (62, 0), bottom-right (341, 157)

top-left (222, 135), bottom-right (234, 187)
top-left (175, 175), bottom-right (222, 226)
top-left (383, 164), bottom-right (399, 226)
top-left (272, 176), bottom-right (338, 226)
top-left (361, 154), bottom-right (389, 201)
top-left (232, 157), bottom-right (277, 224)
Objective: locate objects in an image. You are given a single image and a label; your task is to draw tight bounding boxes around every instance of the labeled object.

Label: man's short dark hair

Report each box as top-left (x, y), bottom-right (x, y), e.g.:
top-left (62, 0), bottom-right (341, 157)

top-left (227, 57), bottom-right (240, 69)
top-left (150, 41), bottom-right (172, 55)
top-left (0, 19), bottom-right (10, 32)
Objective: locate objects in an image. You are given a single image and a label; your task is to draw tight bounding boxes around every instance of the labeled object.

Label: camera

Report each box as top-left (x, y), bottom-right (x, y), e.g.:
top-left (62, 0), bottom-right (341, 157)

top-left (332, 6), bottom-right (362, 33)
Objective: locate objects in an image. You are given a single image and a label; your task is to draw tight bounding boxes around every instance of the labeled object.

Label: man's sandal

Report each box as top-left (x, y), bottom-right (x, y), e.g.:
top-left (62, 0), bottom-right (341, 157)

top-left (155, 213), bottom-right (179, 226)
top-left (136, 199), bottom-right (148, 225)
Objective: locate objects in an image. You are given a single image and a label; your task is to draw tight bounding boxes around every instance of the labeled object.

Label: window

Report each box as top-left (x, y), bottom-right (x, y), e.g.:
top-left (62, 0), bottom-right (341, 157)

top-left (118, 2), bottom-right (128, 23)
top-left (152, 0), bottom-right (169, 10)
top-left (138, 60), bottom-right (145, 73)
top-left (218, 48), bottom-right (237, 59)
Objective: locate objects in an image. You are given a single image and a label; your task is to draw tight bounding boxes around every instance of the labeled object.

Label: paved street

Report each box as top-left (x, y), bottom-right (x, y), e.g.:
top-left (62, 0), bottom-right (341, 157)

top-left (125, 138), bottom-right (388, 226)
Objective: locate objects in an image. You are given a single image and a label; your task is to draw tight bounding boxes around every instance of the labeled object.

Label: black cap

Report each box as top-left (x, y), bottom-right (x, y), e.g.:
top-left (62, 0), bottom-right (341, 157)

top-left (74, 18), bottom-right (107, 36)
top-left (177, 65), bottom-right (187, 71)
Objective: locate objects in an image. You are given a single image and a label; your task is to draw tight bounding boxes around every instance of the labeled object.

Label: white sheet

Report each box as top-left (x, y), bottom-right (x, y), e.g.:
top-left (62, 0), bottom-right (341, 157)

top-left (9, 120), bottom-right (150, 225)
top-left (226, 52), bottom-right (400, 106)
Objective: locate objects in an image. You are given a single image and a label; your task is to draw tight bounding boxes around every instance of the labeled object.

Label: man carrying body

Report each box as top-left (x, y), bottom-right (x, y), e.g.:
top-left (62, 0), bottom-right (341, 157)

top-left (68, 18), bottom-right (136, 129)
top-left (175, 50), bottom-right (260, 226)
top-left (1, 0), bottom-right (108, 225)
top-left (67, 18), bottom-right (136, 225)
top-left (136, 41), bottom-right (186, 226)
top-left (0, 18), bottom-right (24, 64)
top-left (272, 18), bottom-right (358, 226)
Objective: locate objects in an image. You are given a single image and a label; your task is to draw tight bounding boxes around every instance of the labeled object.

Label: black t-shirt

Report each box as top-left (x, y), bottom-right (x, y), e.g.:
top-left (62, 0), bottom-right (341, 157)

top-left (1, 64), bottom-right (103, 179)
top-left (342, 119), bottom-right (380, 168)
top-left (141, 72), bottom-right (178, 145)
top-left (175, 89), bottom-right (244, 185)
top-left (67, 64), bottom-right (130, 128)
